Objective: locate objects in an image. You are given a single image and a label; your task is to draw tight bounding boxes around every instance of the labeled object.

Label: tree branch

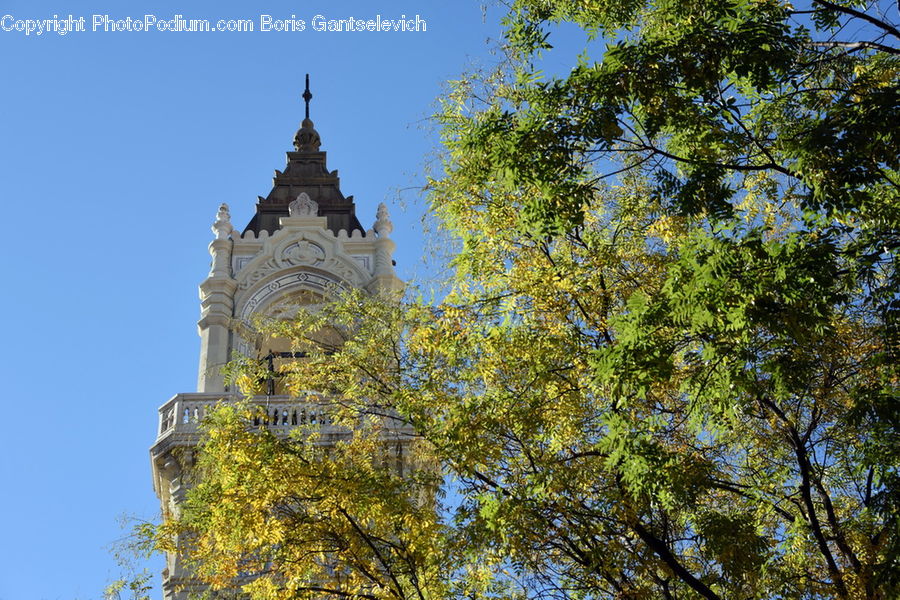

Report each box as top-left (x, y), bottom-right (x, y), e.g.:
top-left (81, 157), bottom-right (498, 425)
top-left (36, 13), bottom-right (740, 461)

top-left (809, 40), bottom-right (900, 55)
top-left (811, 0), bottom-right (900, 41)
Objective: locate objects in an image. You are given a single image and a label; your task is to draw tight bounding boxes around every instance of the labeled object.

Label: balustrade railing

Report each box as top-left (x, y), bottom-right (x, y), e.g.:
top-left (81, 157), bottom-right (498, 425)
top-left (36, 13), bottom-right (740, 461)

top-left (156, 393), bottom-right (341, 440)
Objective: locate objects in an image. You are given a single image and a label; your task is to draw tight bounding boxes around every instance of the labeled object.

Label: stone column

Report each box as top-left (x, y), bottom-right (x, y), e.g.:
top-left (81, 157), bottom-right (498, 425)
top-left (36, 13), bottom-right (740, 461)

top-left (368, 203), bottom-right (403, 294)
top-left (197, 204), bottom-right (237, 392)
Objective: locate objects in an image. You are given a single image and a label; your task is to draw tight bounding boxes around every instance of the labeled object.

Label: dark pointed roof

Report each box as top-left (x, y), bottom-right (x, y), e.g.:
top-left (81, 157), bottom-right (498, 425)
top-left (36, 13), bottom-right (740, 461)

top-left (243, 78), bottom-right (365, 237)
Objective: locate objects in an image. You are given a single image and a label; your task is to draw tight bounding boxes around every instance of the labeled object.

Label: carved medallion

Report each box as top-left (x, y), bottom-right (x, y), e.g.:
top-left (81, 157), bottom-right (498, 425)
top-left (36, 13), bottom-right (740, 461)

top-left (282, 240), bottom-right (326, 265)
top-left (289, 192), bottom-right (318, 217)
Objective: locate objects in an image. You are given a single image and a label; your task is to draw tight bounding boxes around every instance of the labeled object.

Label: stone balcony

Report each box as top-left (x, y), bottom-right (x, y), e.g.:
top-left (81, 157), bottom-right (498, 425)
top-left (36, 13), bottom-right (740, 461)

top-left (150, 392), bottom-right (415, 503)
top-left (151, 392), bottom-right (353, 454)
top-left (152, 392), bottom-right (414, 455)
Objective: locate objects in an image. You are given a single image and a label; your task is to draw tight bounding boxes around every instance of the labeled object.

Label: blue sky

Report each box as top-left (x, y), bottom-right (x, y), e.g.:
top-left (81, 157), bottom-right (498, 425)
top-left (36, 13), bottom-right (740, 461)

top-left (3, 1), bottom-right (896, 599)
top-left (0, 1), bottom-right (525, 597)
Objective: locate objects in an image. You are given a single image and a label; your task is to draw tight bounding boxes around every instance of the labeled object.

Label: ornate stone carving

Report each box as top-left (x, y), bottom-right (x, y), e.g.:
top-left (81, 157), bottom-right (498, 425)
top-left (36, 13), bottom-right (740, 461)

top-left (282, 241), bottom-right (325, 265)
top-left (240, 270), bottom-right (348, 320)
top-left (372, 203), bottom-right (397, 277)
top-left (289, 192), bottom-right (319, 217)
top-left (373, 202), bottom-right (393, 237)
top-left (293, 118), bottom-right (322, 152)
top-left (322, 257), bottom-right (359, 284)
top-left (212, 203), bottom-right (233, 240)
top-left (233, 256), bottom-right (252, 274)
top-left (238, 257), bottom-right (280, 290)
top-left (352, 255), bottom-right (372, 273)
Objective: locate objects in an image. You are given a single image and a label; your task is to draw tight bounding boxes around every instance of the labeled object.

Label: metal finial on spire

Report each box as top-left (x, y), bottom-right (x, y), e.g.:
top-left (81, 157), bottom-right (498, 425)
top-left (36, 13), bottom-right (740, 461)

top-left (294, 74), bottom-right (321, 152)
top-left (302, 74), bottom-right (312, 120)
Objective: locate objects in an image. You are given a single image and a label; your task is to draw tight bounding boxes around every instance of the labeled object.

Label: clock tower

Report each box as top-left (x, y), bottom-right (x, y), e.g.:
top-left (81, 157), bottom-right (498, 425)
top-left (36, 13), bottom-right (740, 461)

top-left (150, 79), bottom-right (403, 599)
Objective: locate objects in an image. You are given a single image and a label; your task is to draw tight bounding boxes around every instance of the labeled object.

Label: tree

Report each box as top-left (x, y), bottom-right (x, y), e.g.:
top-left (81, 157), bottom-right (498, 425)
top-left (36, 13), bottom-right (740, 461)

top-left (151, 1), bottom-right (899, 599)
top-left (155, 399), bottom-right (449, 600)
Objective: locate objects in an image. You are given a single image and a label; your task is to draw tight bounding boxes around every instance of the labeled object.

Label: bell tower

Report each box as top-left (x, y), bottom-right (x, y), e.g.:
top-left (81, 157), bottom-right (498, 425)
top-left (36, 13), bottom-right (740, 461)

top-left (150, 78), bottom-right (403, 600)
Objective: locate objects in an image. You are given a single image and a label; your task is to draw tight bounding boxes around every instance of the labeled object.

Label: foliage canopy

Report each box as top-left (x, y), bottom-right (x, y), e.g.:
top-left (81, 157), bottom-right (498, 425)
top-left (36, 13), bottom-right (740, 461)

top-left (152, 2), bottom-right (899, 599)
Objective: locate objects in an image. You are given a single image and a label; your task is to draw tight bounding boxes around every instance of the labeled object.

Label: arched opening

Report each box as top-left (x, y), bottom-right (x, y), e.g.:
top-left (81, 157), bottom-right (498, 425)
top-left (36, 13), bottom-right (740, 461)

top-left (238, 287), bottom-right (346, 396)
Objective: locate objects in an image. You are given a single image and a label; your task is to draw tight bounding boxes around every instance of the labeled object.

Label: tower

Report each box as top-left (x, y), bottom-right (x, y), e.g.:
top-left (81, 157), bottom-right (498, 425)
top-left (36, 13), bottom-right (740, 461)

top-left (150, 80), bottom-right (403, 600)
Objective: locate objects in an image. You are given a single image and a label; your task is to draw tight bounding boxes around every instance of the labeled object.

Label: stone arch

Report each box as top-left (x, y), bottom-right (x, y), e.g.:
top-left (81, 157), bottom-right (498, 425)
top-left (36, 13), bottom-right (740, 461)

top-left (232, 266), bottom-right (351, 360)
top-left (236, 266), bottom-right (350, 322)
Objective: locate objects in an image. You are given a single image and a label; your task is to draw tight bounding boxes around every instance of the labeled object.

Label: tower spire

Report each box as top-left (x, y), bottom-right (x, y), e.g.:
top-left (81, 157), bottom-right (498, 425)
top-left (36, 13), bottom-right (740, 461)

top-left (293, 73), bottom-right (321, 153)
top-left (302, 73), bottom-right (312, 120)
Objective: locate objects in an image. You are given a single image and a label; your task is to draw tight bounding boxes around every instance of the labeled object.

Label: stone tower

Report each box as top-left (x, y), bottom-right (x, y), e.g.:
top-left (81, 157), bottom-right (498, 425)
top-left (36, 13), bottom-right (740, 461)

top-left (150, 82), bottom-right (403, 600)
